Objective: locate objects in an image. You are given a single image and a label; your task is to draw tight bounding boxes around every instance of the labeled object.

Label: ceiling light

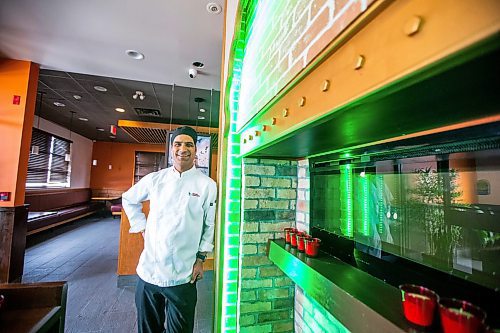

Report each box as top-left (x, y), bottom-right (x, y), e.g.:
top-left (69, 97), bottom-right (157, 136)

top-left (126, 50), bottom-right (145, 60)
top-left (199, 108), bottom-right (206, 113)
top-left (206, 2), bottom-right (222, 14)
top-left (115, 108), bottom-right (125, 113)
top-left (97, 128), bottom-right (105, 131)
top-left (192, 61), bottom-right (204, 68)
top-left (94, 85), bottom-right (107, 92)
top-left (78, 117), bottom-right (88, 121)
top-left (133, 91), bottom-right (145, 100)
top-left (197, 116), bottom-right (205, 120)
top-left (53, 101), bottom-right (65, 107)
top-left (109, 135), bottom-right (116, 139)
top-left (73, 95), bottom-right (82, 100)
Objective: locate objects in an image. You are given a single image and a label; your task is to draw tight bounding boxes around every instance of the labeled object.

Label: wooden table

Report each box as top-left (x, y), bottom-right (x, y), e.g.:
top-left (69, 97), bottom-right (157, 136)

top-left (0, 281), bottom-right (68, 333)
top-left (91, 196), bottom-right (121, 202)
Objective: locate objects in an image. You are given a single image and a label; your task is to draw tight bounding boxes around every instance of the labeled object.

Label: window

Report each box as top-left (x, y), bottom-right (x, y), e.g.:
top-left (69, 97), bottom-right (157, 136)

top-left (134, 151), bottom-right (165, 184)
top-left (27, 129), bottom-right (71, 187)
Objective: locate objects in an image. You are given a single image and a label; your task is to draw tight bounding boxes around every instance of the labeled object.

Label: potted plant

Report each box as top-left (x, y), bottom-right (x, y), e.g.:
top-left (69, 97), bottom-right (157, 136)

top-left (409, 167), bottom-right (462, 267)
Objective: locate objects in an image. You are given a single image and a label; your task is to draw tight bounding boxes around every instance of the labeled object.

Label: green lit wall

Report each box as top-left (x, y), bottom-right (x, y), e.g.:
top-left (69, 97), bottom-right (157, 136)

top-left (217, 0), bottom-right (375, 331)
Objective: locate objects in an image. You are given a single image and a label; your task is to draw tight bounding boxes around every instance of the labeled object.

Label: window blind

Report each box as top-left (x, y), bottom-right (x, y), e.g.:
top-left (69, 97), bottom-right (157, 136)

top-left (27, 128), bottom-right (71, 187)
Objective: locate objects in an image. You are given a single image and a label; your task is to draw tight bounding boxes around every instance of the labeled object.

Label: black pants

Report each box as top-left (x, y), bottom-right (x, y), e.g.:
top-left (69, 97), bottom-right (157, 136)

top-left (136, 278), bottom-right (197, 333)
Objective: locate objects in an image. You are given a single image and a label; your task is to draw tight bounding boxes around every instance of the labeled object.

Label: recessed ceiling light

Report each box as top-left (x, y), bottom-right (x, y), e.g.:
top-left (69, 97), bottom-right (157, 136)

top-left (73, 95), bottom-right (82, 100)
top-left (53, 102), bottom-right (65, 107)
top-left (197, 116), bottom-right (206, 120)
top-left (199, 108), bottom-right (206, 113)
top-left (94, 85), bottom-right (107, 92)
top-left (115, 108), bottom-right (125, 113)
top-left (97, 128), bottom-right (105, 131)
top-left (192, 61), bottom-right (204, 68)
top-left (206, 2), bottom-right (222, 14)
top-left (78, 117), bottom-right (88, 121)
top-left (126, 50), bottom-right (145, 60)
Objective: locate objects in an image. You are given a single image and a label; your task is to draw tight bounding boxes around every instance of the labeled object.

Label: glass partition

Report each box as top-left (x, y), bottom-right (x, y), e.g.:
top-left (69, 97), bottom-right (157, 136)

top-left (311, 144), bottom-right (500, 291)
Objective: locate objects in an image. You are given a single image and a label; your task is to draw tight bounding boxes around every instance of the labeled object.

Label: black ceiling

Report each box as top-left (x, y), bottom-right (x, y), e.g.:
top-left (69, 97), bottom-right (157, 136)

top-left (36, 69), bottom-right (220, 143)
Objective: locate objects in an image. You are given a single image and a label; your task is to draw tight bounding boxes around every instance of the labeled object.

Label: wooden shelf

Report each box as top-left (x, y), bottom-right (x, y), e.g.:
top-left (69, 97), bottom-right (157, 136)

top-left (268, 239), bottom-right (413, 333)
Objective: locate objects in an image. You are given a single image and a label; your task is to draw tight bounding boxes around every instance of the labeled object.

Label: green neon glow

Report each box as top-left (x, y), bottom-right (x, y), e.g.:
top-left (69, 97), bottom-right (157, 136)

top-left (217, 1), bottom-right (260, 331)
top-left (360, 174), bottom-right (370, 236)
top-left (340, 164), bottom-right (353, 237)
top-left (269, 241), bottom-right (351, 333)
top-left (376, 175), bottom-right (384, 234)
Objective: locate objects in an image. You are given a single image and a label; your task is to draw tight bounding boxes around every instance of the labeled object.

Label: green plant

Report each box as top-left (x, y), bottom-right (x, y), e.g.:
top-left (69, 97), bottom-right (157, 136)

top-left (409, 167), bottom-right (462, 259)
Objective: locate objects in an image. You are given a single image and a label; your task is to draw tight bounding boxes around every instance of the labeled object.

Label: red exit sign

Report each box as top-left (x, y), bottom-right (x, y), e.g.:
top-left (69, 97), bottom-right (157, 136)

top-left (0, 192), bottom-right (11, 201)
top-left (13, 95), bottom-right (21, 105)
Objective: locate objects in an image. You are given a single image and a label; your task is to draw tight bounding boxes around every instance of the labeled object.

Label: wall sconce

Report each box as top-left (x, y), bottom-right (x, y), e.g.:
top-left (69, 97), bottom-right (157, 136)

top-left (92, 159), bottom-right (98, 166)
top-left (108, 164), bottom-right (113, 170)
top-left (132, 91), bottom-right (145, 100)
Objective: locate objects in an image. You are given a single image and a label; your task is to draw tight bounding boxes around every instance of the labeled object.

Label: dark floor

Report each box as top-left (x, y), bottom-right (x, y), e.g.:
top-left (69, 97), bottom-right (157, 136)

top-left (23, 215), bottom-right (214, 333)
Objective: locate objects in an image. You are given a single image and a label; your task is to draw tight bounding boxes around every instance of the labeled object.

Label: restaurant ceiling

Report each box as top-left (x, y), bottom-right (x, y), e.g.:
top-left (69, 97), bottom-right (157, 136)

top-left (0, 0), bottom-right (224, 143)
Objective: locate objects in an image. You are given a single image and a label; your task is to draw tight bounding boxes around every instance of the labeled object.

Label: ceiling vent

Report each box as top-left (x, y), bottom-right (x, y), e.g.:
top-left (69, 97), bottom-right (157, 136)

top-left (134, 108), bottom-right (161, 117)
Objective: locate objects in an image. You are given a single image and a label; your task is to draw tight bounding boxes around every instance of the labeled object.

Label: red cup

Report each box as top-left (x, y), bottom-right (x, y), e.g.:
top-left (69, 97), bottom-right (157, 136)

top-left (284, 228), bottom-right (295, 244)
top-left (297, 234), bottom-right (311, 252)
top-left (290, 230), bottom-right (298, 247)
top-left (304, 238), bottom-right (321, 257)
top-left (399, 284), bottom-right (439, 327)
top-left (439, 298), bottom-right (486, 333)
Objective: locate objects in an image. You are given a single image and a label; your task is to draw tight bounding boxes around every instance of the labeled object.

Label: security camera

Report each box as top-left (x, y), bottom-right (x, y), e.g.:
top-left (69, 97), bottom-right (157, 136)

top-left (189, 68), bottom-right (198, 79)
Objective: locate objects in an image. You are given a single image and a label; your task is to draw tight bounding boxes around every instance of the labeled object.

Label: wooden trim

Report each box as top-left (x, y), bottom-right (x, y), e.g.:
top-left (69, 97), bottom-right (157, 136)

top-left (27, 211), bottom-right (95, 235)
top-left (239, 0), bottom-right (500, 157)
top-left (118, 120), bottom-right (218, 133)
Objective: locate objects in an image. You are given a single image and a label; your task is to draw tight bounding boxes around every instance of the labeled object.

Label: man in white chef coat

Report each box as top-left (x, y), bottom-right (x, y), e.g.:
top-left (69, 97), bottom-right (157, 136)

top-left (122, 126), bottom-right (217, 333)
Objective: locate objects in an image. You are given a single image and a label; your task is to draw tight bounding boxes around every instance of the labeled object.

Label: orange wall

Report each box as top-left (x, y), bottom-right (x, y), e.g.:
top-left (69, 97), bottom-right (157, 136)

top-left (90, 141), bottom-right (218, 191)
top-left (90, 142), bottom-right (164, 191)
top-left (0, 59), bottom-right (39, 207)
top-left (450, 156), bottom-right (478, 204)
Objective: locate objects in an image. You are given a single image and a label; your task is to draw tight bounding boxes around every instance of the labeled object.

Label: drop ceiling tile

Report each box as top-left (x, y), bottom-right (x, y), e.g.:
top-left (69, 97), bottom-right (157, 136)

top-left (76, 79), bottom-right (122, 96)
top-left (39, 76), bottom-right (86, 92)
top-left (40, 69), bottom-right (71, 78)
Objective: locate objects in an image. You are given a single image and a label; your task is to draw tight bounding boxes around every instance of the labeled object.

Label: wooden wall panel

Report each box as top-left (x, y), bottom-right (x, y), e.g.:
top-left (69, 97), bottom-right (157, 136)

top-left (90, 141), bottom-right (219, 192)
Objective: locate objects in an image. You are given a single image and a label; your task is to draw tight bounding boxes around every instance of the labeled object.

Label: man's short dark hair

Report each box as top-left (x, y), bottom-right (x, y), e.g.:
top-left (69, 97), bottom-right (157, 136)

top-left (170, 126), bottom-right (198, 145)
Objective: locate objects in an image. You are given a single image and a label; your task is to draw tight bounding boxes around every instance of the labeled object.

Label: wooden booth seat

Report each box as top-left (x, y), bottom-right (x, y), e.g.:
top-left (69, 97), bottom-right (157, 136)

top-left (91, 188), bottom-right (124, 218)
top-left (25, 188), bottom-right (103, 235)
top-left (0, 281), bottom-right (68, 333)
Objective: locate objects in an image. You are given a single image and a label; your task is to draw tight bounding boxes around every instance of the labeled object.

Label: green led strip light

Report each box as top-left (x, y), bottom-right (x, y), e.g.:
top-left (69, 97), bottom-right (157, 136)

top-left (362, 173), bottom-right (370, 236)
top-left (340, 164), bottom-right (353, 237)
top-left (216, 1), bottom-right (258, 332)
top-left (376, 175), bottom-right (384, 235)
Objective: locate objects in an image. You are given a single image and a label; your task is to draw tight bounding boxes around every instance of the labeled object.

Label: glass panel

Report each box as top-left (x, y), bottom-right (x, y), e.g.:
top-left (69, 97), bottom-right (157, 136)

top-left (311, 147), bottom-right (500, 291)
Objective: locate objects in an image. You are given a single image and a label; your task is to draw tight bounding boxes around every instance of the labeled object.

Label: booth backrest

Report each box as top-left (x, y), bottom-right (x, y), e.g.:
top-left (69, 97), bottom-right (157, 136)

top-left (25, 188), bottom-right (92, 212)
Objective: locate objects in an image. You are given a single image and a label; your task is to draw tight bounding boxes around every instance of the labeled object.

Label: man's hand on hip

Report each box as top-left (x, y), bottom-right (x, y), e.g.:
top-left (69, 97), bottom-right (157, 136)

top-left (190, 260), bottom-right (204, 283)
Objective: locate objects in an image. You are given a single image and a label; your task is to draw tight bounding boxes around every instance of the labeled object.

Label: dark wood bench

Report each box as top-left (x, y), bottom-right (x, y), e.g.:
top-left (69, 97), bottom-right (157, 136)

top-left (25, 188), bottom-right (103, 235)
top-left (0, 281), bottom-right (68, 333)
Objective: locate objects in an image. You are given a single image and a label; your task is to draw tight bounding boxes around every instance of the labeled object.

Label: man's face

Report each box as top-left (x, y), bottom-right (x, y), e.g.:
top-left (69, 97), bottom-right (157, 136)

top-left (171, 134), bottom-right (196, 171)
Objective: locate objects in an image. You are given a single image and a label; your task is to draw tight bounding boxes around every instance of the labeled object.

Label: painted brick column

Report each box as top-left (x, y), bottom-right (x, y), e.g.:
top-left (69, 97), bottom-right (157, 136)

top-left (239, 158), bottom-right (297, 333)
top-left (295, 159), bottom-right (310, 233)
